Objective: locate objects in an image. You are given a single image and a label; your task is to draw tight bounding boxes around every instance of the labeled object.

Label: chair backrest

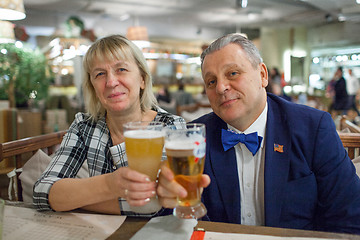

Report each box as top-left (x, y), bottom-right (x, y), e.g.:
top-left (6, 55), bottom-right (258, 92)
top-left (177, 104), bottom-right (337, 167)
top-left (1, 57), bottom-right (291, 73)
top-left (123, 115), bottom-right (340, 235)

top-left (340, 115), bottom-right (360, 133)
top-left (0, 130), bottom-right (66, 201)
top-left (339, 132), bottom-right (360, 160)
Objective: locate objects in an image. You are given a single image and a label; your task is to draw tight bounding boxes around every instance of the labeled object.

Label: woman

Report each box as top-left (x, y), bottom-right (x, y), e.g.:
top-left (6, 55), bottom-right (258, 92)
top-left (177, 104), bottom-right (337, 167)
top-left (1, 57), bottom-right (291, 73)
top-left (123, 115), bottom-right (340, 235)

top-left (33, 35), bottom-right (185, 216)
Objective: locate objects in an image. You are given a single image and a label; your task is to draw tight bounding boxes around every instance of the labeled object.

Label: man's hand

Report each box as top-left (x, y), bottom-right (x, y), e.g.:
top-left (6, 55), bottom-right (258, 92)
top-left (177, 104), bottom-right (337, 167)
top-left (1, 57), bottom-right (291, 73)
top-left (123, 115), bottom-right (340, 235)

top-left (157, 164), bottom-right (211, 208)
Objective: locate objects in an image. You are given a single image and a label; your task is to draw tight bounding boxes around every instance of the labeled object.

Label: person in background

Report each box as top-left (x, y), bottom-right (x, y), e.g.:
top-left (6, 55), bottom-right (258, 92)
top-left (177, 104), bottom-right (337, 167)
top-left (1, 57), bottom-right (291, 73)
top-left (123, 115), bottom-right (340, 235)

top-left (266, 67), bottom-right (281, 95)
top-left (157, 33), bottom-right (360, 234)
top-left (326, 77), bottom-right (336, 115)
top-left (194, 86), bottom-right (210, 105)
top-left (346, 68), bottom-right (360, 117)
top-left (265, 68), bottom-right (273, 93)
top-left (267, 67), bottom-right (291, 102)
top-left (33, 35), bottom-right (185, 215)
top-left (156, 85), bottom-right (172, 104)
top-left (172, 82), bottom-right (195, 107)
top-left (269, 67), bottom-right (281, 86)
top-left (171, 81), bottom-right (197, 116)
top-left (157, 85), bottom-right (177, 114)
top-left (333, 67), bottom-right (349, 115)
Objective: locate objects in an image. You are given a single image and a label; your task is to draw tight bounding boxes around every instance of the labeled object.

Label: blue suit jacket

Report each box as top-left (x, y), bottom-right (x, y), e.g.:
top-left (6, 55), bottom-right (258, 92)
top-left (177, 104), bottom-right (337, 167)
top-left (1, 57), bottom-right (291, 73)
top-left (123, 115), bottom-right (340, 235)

top-left (193, 93), bottom-right (360, 234)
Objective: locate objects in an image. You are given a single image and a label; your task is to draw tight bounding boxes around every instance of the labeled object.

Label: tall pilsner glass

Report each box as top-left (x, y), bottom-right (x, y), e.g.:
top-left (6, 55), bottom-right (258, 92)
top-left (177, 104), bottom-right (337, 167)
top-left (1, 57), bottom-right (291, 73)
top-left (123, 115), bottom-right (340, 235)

top-left (165, 123), bottom-right (207, 219)
top-left (123, 121), bottom-right (164, 213)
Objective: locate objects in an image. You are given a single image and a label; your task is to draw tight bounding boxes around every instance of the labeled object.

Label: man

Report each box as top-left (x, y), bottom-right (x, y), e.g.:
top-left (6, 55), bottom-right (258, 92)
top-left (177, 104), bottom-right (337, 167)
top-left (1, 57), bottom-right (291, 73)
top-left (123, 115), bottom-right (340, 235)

top-left (157, 33), bottom-right (360, 234)
top-left (346, 68), bottom-right (360, 116)
top-left (332, 67), bottom-right (349, 115)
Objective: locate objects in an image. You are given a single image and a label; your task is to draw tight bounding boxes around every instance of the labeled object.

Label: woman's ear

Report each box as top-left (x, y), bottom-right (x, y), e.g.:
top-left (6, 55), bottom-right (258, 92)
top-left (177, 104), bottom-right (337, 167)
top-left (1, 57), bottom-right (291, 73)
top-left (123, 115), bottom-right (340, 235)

top-left (140, 76), bottom-right (145, 90)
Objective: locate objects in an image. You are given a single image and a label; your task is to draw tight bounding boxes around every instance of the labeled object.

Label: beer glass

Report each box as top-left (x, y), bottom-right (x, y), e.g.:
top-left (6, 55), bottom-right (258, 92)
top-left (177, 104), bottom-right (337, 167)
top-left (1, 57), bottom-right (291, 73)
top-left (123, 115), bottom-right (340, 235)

top-left (123, 121), bottom-right (165, 213)
top-left (165, 123), bottom-right (207, 219)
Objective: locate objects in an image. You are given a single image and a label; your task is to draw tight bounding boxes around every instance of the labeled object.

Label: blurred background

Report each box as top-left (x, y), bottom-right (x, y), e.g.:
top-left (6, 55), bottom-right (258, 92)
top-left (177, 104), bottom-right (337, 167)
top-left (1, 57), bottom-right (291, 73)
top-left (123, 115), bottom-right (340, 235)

top-left (0, 0), bottom-right (360, 140)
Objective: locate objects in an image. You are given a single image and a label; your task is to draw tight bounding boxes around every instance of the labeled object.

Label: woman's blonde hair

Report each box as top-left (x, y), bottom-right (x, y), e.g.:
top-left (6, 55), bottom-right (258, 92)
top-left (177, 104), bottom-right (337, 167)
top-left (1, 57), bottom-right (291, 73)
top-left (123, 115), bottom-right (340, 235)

top-left (82, 35), bottom-right (157, 120)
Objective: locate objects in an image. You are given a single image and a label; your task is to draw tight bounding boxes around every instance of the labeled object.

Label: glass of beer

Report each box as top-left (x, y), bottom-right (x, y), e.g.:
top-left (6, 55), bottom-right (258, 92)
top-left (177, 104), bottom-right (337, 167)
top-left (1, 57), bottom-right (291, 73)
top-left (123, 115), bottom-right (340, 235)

top-left (165, 123), bottom-right (207, 219)
top-left (123, 121), bottom-right (165, 213)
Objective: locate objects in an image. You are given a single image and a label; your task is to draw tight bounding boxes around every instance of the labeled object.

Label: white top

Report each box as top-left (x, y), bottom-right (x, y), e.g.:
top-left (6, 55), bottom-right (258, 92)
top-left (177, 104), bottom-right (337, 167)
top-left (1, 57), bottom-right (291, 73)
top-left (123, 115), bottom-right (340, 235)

top-left (227, 102), bottom-right (268, 226)
top-left (346, 74), bottom-right (360, 96)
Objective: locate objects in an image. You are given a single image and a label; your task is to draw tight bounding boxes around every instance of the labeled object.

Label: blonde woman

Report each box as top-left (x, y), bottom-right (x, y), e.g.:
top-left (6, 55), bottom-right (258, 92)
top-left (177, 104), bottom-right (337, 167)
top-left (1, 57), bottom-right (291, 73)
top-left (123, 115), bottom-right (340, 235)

top-left (34, 35), bottom-right (185, 216)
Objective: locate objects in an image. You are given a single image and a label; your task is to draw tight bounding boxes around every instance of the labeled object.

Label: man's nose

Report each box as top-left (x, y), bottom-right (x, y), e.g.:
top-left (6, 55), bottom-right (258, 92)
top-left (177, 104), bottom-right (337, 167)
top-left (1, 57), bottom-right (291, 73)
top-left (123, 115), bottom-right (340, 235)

top-left (216, 77), bottom-right (230, 94)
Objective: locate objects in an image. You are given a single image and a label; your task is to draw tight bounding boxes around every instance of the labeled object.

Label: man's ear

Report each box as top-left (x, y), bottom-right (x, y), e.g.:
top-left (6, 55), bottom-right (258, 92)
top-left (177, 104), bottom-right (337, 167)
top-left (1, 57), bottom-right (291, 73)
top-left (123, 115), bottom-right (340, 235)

top-left (260, 63), bottom-right (268, 88)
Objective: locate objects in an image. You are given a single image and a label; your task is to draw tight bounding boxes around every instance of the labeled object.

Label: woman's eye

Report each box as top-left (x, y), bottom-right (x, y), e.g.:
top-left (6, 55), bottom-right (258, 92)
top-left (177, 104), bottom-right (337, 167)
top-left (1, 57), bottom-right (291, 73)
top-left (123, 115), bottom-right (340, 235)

top-left (207, 79), bottom-right (216, 88)
top-left (118, 68), bottom-right (126, 72)
top-left (230, 71), bottom-right (237, 76)
top-left (95, 72), bottom-right (105, 78)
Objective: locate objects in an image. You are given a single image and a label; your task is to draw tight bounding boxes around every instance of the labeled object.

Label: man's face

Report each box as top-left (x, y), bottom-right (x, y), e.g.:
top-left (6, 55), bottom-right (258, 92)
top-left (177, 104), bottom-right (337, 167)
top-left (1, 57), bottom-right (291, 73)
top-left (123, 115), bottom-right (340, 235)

top-left (202, 43), bottom-right (268, 131)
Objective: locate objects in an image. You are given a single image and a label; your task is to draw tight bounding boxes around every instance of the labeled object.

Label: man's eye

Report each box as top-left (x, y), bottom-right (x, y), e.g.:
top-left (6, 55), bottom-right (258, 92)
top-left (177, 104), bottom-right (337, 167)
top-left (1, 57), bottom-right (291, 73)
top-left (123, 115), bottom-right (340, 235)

top-left (230, 71), bottom-right (237, 76)
top-left (118, 68), bottom-right (126, 72)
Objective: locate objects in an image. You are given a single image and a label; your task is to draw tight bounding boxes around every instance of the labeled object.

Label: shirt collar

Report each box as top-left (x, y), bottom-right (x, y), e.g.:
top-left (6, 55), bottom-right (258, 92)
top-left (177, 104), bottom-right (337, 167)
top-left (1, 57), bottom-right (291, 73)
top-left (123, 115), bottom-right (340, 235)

top-left (227, 102), bottom-right (268, 148)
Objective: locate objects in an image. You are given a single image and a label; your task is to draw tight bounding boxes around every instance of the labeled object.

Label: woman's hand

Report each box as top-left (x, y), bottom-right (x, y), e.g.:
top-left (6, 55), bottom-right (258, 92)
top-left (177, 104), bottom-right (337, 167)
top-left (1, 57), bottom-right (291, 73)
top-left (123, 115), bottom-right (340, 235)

top-left (157, 164), bottom-right (211, 209)
top-left (106, 167), bottom-right (156, 206)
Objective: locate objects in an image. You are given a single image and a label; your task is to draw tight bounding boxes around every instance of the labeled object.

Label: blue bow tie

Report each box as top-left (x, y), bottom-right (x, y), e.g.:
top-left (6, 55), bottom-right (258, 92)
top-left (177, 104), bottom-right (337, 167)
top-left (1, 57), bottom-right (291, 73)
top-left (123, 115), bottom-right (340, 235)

top-left (221, 129), bottom-right (263, 156)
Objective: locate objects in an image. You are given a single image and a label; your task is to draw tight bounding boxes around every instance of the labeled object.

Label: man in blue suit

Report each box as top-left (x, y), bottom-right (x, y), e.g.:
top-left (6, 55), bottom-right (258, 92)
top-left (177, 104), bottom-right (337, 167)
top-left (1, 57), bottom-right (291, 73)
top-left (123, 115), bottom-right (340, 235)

top-left (157, 33), bottom-right (360, 234)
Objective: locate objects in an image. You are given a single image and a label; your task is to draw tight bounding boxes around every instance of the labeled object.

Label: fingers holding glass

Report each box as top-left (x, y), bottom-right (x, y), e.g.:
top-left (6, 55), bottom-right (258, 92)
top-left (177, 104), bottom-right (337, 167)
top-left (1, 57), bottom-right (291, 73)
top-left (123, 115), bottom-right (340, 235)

top-left (157, 165), bottom-right (187, 208)
top-left (164, 123), bottom-right (207, 219)
top-left (123, 121), bottom-right (164, 213)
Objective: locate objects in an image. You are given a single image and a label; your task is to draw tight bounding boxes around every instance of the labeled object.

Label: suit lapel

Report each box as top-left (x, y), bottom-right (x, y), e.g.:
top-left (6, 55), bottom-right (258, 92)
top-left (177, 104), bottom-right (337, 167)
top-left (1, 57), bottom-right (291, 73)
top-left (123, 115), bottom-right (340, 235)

top-left (208, 115), bottom-right (241, 223)
top-left (264, 97), bottom-right (291, 226)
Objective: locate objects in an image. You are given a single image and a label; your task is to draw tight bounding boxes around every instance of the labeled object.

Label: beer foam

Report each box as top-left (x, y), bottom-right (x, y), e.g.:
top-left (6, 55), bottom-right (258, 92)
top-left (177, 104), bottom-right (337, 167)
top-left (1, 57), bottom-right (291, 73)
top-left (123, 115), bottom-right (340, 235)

top-left (124, 130), bottom-right (164, 139)
top-left (165, 141), bottom-right (196, 150)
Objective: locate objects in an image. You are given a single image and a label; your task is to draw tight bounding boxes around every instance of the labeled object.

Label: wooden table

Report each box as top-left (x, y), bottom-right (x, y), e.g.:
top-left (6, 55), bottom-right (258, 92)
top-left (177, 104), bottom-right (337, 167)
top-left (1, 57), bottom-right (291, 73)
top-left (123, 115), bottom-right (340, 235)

top-left (6, 202), bottom-right (360, 240)
top-left (107, 217), bottom-right (360, 240)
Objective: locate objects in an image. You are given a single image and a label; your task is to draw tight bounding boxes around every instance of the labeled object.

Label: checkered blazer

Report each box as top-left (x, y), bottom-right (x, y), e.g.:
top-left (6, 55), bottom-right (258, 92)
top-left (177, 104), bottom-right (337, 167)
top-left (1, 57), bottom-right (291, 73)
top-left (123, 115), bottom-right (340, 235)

top-left (33, 109), bottom-right (186, 216)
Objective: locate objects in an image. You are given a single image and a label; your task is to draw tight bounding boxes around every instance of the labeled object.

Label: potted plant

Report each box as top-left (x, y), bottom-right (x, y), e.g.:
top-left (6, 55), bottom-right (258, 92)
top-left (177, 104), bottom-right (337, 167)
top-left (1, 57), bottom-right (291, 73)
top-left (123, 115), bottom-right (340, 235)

top-left (0, 43), bottom-right (53, 108)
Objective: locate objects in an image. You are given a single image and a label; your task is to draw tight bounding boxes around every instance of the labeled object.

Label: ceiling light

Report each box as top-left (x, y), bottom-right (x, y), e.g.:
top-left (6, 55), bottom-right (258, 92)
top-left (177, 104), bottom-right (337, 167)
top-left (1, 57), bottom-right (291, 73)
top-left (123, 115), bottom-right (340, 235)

top-left (118, 13), bottom-right (130, 21)
top-left (248, 12), bottom-right (259, 20)
top-left (241, 0), bottom-right (248, 8)
top-left (0, 0), bottom-right (26, 20)
top-left (126, 26), bottom-right (149, 41)
top-left (338, 14), bottom-right (346, 22)
top-left (126, 26), bottom-right (150, 49)
top-left (357, 0), bottom-right (360, 4)
top-left (312, 57), bottom-right (320, 64)
top-left (236, 0), bottom-right (248, 8)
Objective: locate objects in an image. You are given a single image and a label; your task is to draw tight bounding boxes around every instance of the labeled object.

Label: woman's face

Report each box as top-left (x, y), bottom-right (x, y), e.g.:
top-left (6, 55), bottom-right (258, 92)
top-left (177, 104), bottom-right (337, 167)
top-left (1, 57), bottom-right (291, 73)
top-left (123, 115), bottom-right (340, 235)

top-left (89, 57), bottom-right (145, 116)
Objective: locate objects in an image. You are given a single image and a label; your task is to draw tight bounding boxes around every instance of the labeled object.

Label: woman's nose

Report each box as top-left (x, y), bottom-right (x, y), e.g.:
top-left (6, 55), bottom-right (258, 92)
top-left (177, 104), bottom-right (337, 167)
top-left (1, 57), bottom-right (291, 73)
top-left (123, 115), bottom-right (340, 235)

top-left (106, 72), bottom-right (119, 87)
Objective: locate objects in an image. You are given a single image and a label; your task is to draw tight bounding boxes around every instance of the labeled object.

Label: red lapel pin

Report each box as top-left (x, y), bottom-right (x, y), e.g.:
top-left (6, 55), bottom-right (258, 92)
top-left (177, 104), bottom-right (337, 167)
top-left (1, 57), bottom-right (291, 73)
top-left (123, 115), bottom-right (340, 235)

top-left (274, 143), bottom-right (284, 153)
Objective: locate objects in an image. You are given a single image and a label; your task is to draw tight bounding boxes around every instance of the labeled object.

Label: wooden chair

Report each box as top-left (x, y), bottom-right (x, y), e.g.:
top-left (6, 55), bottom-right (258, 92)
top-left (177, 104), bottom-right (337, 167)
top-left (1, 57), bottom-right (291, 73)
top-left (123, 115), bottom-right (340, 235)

top-left (176, 103), bottom-right (199, 116)
top-left (0, 130), bottom-right (66, 201)
top-left (340, 115), bottom-right (360, 133)
top-left (339, 132), bottom-right (360, 160)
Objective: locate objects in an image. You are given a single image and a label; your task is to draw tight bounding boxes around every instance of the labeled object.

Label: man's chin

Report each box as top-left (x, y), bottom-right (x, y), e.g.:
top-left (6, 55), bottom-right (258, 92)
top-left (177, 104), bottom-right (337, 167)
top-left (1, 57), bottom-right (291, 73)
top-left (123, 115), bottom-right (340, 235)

top-left (217, 111), bottom-right (238, 125)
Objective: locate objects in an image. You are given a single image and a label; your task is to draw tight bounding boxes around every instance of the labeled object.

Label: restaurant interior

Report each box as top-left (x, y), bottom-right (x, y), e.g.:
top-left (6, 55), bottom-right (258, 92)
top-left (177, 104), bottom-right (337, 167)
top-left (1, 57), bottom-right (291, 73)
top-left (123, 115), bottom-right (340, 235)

top-left (1, 0), bottom-right (360, 238)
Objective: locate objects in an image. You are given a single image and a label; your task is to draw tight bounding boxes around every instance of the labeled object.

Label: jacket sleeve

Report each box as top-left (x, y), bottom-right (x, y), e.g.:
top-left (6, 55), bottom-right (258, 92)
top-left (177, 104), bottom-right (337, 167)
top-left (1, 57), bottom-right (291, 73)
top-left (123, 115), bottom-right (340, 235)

top-left (312, 112), bottom-right (360, 234)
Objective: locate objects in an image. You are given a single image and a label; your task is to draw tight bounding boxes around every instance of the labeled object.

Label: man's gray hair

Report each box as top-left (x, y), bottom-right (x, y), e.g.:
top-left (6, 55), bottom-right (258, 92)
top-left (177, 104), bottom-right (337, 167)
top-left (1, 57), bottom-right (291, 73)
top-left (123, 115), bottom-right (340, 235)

top-left (201, 33), bottom-right (263, 69)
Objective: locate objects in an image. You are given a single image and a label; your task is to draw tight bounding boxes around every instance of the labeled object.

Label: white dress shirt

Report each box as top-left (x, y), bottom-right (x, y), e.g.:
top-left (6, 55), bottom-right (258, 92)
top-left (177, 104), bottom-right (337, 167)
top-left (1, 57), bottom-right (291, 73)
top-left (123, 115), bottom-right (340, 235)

top-left (227, 103), bottom-right (268, 226)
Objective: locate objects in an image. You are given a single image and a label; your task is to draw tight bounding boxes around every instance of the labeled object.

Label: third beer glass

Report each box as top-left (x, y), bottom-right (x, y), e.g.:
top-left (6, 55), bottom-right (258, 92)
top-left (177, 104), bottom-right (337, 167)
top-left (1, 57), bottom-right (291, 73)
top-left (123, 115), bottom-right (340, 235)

top-left (123, 121), bottom-right (164, 213)
top-left (165, 123), bottom-right (207, 219)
